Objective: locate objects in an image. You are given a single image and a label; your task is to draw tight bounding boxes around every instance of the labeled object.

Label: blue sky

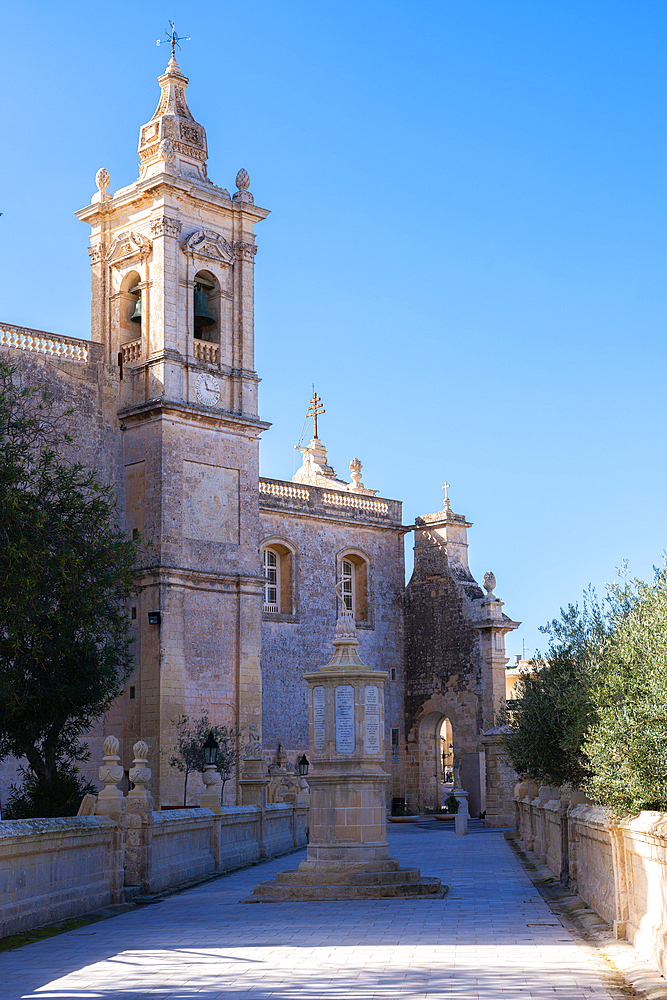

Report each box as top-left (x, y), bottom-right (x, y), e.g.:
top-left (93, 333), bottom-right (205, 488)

top-left (2, 1), bottom-right (666, 660)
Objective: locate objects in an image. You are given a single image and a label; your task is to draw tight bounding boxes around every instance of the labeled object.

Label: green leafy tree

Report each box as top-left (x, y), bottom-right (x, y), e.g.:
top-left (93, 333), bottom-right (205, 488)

top-left (584, 568), bottom-right (667, 816)
top-left (168, 713), bottom-right (239, 806)
top-left (0, 361), bottom-right (141, 817)
top-left (501, 591), bottom-right (608, 788)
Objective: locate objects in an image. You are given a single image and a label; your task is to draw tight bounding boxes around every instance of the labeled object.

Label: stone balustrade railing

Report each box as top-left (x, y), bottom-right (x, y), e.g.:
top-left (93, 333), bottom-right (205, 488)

top-left (193, 340), bottom-right (219, 364)
top-left (0, 322), bottom-right (91, 362)
top-left (322, 491), bottom-right (389, 515)
top-left (259, 481), bottom-right (310, 501)
top-left (121, 338), bottom-right (142, 363)
top-left (259, 477), bottom-right (400, 524)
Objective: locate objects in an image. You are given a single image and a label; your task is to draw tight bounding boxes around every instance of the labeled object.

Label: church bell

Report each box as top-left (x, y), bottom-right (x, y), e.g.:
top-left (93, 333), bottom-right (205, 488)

top-left (130, 295), bottom-right (142, 324)
top-left (194, 284), bottom-right (215, 331)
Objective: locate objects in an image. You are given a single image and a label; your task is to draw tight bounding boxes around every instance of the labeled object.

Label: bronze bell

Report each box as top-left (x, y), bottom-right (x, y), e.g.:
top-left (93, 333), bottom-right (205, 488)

top-left (194, 284), bottom-right (215, 331)
top-left (130, 295), bottom-right (142, 324)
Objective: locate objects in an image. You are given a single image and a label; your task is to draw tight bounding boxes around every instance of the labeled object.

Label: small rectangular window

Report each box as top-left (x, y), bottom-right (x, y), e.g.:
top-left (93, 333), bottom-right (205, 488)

top-left (263, 548), bottom-right (279, 612)
top-left (390, 667), bottom-right (397, 681)
top-left (129, 686), bottom-right (136, 700)
top-left (391, 728), bottom-right (400, 761)
top-left (131, 606), bottom-right (137, 620)
top-left (342, 558), bottom-right (354, 614)
top-left (132, 527), bottom-right (139, 540)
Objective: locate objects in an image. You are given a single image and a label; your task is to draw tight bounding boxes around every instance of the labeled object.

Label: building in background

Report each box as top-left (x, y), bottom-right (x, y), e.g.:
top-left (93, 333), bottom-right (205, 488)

top-left (0, 57), bottom-right (519, 820)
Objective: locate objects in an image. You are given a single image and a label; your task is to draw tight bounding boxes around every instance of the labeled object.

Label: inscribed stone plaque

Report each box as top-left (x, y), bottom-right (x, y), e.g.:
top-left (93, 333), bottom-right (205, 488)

top-left (335, 685), bottom-right (355, 754)
top-left (313, 686), bottom-right (326, 751)
top-left (364, 685), bottom-right (381, 755)
top-left (182, 461), bottom-right (239, 543)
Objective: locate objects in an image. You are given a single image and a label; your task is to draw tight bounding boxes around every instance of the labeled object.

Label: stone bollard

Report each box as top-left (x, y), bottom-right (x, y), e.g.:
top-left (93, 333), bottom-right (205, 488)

top-left (454, 787), bottom-right (469, 836)
top-left (125, 740), bottom-right (154, 892)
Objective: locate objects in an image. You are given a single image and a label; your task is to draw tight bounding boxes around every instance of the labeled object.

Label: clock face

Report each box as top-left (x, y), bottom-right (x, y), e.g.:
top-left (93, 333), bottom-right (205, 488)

top-left (195, 372), bottom-right (221, 407)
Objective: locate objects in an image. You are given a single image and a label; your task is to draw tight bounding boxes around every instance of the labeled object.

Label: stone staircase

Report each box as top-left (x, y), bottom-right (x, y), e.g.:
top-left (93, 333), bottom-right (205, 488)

top-left (244, 858), bottom-right (444, 900)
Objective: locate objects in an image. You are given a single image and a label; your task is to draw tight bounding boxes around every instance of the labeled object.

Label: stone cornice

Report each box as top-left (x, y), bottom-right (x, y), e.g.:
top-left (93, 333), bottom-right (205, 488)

top-left (118, 397), bottom-right (271, 434)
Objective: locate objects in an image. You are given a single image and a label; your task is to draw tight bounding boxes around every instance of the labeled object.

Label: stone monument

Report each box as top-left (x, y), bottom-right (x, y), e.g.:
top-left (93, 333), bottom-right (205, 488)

top-left (247, 598), bottom-right (443, 899)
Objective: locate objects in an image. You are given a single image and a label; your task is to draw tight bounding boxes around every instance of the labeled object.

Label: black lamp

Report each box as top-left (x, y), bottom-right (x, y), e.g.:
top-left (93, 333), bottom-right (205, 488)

top-left (298, 754), bottom-right (310, 776)
top-left (203, 731), bottom-right (219, 767)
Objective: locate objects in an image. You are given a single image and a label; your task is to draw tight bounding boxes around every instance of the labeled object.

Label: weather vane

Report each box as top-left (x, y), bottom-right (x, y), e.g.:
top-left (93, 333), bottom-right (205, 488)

top-left (306, 388), bottom-right (326, 440)
top-left (157, 21), bottom-right (191, 60)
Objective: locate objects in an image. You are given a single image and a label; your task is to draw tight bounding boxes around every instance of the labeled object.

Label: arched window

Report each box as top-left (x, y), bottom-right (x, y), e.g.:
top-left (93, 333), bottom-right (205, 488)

top-left (261, 541), bottom-right (296, 616)
top-left (338, 551), bottom-right (370, 623)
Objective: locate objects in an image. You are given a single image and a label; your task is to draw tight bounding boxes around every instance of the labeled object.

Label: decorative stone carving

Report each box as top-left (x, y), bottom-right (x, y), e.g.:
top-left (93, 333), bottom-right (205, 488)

top-left (245, 723), bottom-right (264, 760)
top-left (98, 735), bottom-right (123, 798)
top-left (183, 228), bottom-right (235, 265)
top-left (95, 168), bottom-right (110, 193)
top-left (88, 244), bottom-right (106, 265)
top-left (105, 231), bottom-right (152, 265)
top-left (150, 215), bottom-right (182, 238)
top-left (232, 240), bottom-right (258, 262)
top-left (128, 740), bottom-right (151, 797)
top-left (200, 758), bottom-right (223, 815)
top-left (483, 571), bottom-right (497, 597)
top-left (233, 167), bottom-right (254, 203)
top-left (349, 458), bottom-right (364, 490)
top-left (158, 138), bottom-right (175, 164)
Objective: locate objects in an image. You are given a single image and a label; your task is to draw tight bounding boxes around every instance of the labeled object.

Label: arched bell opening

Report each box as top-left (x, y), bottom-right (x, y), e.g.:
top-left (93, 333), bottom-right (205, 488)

top-left (119, 270), bottom-right (142, 346)
top-left (193, 269), bottom-right (219, 343)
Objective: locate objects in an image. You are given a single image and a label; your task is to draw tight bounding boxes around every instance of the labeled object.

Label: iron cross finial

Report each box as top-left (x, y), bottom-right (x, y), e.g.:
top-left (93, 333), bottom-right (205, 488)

top-left (442, 481), bottom-right (451, 509)
top-left (157, 21), bottom-right (191, 60)
top-left (306, 389), bottom-right (326, 440)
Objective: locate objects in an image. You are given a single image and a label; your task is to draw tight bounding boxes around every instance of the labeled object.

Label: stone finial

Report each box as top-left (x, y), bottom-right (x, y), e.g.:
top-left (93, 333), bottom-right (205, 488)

top-left (98, 735), bottom-right (123, 799)
top-left (96, 168), bottom-right (110, 193)
top-left (233, 167), bottom-right (254, 203)
top-left (128, 740), bottom-right (151, 798)
top-left (483, 571), bottom-right (497, 598)
top-left (349, 458), bottom-right (363, 490)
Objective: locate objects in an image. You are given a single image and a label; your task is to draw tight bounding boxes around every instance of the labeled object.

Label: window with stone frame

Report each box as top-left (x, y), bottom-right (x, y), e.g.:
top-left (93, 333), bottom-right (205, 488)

top-left (263, 548), bottom-right (279, 612)
top-left (262, 541), bottom-right (295, 616)
top-left (339, 552), bottom-right (369, 623)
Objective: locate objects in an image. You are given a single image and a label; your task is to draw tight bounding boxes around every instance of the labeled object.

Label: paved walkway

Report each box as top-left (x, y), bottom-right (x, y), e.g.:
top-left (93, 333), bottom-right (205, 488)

top-left (1, 820), bottom-right (619, 1000)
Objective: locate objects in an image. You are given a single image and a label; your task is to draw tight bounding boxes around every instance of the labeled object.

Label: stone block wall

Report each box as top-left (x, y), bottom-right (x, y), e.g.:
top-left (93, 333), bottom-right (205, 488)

top-left (0, 803), bottom-right (307, 938)
top-left (0, 816), bottom-right (120, 937)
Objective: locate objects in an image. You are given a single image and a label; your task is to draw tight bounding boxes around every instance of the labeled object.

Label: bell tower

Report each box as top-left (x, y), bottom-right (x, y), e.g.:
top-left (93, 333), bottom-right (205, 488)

top-left (76, 57), bottom-right (270, 805)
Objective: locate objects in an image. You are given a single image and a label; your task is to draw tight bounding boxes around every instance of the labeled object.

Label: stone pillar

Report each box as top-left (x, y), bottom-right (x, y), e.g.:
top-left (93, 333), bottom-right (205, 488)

top-left (200, 764), bottom-right (223, 815)
top-left (125, 740), bottom-right (154, 892)
top-left (453, 785), bottom-right (469, 836)
top-left (246, 612), bottom-right (442, 899)
top-left (95, 735), bottom-right (126, 824)
top-left (238, 728), bottom-right (270, 857)
top-left (301, 613), bottom-right (390, 870)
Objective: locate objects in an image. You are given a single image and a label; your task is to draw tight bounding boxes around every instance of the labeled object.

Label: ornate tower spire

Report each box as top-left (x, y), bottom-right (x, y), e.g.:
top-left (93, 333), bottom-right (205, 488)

top-left (137, 57), bottom-right (209, 182)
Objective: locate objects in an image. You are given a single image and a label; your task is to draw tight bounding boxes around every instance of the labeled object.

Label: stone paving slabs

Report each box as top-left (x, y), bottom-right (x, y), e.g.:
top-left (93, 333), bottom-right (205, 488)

top-left (0, 819), bottom-right (624, 999)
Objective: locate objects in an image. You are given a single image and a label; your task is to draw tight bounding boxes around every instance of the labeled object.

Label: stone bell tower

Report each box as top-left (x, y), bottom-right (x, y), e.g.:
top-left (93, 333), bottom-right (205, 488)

top-left (76, 56), bottom-right (270, 805)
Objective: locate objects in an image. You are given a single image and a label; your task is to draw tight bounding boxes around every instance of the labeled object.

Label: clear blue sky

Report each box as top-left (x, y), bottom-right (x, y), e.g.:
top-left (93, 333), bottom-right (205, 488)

top-left (2, 1), bottom-right (666, 661)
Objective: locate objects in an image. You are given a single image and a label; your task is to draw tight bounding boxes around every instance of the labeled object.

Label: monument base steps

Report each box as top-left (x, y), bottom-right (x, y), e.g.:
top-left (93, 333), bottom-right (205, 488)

top-left (242, 862), bottom-right (444, 900)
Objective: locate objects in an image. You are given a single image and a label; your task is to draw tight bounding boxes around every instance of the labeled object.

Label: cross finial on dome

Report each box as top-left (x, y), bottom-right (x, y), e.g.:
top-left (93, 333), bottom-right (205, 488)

top-left (442, 481), bottom-right (451, 510)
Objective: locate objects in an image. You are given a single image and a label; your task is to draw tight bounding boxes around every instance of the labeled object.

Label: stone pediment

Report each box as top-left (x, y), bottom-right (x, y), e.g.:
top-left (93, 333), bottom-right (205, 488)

top-left (105, 231), bottom-right (152, 265)
top-left (182, 229), bottom-right (236, 266)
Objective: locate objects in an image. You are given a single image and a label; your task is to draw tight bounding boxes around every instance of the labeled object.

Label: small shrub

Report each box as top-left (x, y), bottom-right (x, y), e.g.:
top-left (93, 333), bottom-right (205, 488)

top-left (444, 793), bottom-right (459, 814)
top-left (4, 764), bottom-right (97, 819)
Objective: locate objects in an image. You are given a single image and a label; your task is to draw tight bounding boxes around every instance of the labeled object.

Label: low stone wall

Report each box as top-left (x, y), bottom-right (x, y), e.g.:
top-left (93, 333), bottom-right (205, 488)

top-left (516, 790), bottom-right (667, 979)
top-left (0, 803), bottom-right (308, 938)
top-left (568, 804), bottom-right (618, 925)
top-left (0, 816), bottom-right (121, 937)
top-left (149, 809), bottom-right (218, 893)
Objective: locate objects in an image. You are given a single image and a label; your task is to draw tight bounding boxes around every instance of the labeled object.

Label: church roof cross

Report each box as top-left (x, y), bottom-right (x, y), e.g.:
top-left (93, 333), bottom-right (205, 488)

top-left (157, 21), bottom-right (191, 60)
top-left (442, 481), bottom-right (451, 510)
top-left (306, 389), bottom-right (326, 440)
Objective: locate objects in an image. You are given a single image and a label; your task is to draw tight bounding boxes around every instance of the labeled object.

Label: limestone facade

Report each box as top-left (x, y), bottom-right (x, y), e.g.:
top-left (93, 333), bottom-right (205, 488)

top-left (0, 57), bottom-right (519, 818)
